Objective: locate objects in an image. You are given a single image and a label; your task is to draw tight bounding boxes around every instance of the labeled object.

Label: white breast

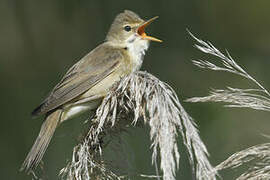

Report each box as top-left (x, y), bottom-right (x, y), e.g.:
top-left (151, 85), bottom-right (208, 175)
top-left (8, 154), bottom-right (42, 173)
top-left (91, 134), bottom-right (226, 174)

top-left (126, 35), bottom-right (149, 72)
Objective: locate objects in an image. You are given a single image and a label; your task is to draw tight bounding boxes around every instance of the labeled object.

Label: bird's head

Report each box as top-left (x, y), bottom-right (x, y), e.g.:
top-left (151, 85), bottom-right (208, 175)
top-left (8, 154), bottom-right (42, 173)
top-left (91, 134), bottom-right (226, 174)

top-left (106, 10), bottom-right (162, 46)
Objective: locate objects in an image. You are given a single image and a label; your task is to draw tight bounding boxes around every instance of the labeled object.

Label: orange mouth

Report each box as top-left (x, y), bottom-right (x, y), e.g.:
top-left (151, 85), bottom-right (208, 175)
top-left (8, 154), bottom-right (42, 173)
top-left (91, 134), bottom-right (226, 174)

top-left (137, 16), bottom-right (162, 42)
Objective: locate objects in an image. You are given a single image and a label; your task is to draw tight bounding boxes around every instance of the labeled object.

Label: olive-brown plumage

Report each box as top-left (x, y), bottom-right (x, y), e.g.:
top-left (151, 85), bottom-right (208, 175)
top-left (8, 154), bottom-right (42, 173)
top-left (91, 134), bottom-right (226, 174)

top-left (21, 10), bottom-right (161, 172)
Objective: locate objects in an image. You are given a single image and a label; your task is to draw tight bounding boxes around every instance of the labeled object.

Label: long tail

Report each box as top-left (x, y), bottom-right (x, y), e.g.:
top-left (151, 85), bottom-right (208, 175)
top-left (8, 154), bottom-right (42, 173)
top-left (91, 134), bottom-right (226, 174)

top-left (21, 109), bottom-right (62, 172)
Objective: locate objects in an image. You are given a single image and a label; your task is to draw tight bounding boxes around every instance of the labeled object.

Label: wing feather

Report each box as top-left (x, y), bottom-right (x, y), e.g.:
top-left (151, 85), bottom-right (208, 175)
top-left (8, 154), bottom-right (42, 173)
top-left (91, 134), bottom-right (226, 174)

top-left (32, 44), bottom-right (122, 116)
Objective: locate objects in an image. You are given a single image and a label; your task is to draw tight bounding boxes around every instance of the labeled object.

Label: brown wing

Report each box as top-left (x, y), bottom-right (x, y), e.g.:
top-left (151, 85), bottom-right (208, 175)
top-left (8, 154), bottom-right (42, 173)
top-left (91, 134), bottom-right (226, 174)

top-left (32, 44), bottom-right (123, 116)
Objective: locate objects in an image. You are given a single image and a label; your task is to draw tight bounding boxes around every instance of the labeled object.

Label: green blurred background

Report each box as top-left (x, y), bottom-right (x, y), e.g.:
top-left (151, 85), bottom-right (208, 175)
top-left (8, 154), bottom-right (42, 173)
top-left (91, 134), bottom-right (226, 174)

top-left (1, 0), bottom-right (270, 179)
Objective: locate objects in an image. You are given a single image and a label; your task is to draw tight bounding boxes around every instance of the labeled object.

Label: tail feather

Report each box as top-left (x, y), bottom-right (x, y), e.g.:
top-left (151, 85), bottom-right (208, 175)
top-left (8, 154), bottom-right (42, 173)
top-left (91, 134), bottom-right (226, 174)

top-left (21, 109), bottom-right (62, 172)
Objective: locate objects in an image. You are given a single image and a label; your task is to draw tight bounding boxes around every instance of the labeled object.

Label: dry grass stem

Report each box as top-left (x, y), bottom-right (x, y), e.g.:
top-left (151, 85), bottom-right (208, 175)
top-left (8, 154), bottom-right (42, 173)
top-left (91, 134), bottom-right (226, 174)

top-left (60, 71), bottom-right (217, 180)
top-left (187, 87), bottom-right (270, 112)
top-left (187, 31), bottom-right (270, 179)
top-left (186, 31), bottom-right (270, 111)
top-left (215, 143), bottom-right (270, 180)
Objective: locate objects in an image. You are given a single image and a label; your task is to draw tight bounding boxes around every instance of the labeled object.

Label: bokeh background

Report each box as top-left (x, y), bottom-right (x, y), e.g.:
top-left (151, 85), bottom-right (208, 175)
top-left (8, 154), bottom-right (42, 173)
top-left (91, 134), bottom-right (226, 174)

top-left (1, 0), bottom-right (270, 179)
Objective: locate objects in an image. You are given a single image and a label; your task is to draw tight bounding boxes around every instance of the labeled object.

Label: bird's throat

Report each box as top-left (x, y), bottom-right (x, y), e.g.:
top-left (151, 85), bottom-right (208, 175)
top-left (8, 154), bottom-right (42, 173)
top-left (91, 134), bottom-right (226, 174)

top-left (126, 35), bottom-right (149, 72)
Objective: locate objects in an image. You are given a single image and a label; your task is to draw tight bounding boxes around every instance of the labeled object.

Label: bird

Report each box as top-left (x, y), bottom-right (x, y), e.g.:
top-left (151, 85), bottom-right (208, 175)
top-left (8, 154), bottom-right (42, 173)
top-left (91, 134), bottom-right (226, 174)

top-left (21, 10), bottom-right (162, 172)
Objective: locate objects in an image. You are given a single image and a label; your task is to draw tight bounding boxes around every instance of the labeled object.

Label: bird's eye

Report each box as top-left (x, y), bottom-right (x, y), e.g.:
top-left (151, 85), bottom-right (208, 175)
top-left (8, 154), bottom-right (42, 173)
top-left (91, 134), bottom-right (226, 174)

top-left (124, 25), bottom-right (131, 32)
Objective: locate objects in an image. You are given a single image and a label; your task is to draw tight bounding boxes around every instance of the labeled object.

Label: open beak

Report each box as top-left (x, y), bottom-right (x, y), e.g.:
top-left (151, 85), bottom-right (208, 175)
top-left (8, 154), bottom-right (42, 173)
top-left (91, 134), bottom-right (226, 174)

top-left (137, 16), bottom-right (162, 42)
